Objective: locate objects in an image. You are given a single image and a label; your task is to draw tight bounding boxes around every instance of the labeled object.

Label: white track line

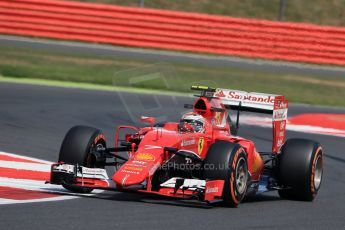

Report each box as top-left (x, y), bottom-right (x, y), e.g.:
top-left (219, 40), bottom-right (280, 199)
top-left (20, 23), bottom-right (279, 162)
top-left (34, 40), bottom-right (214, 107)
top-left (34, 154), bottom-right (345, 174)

top-left (0, 160), bottom-right (51, 172)
top-left (0, 196), bottom-right (77, 205)
top-left (0, 151), bottom-right (52, 164)
top-left (0, 151), bottom-right (104, 205)
top-left (0, 177), bottom-right (65, 191)
top-left (0, 177), bottom-right (104, 195)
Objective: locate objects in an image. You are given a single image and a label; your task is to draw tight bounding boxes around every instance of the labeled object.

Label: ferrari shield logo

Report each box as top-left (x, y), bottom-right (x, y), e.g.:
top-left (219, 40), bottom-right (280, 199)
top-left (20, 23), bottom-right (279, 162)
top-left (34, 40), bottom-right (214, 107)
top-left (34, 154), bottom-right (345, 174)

top-left (198, 137), bottom-right (204, 154)
top-left (215, 112), bottom-right (221, 125)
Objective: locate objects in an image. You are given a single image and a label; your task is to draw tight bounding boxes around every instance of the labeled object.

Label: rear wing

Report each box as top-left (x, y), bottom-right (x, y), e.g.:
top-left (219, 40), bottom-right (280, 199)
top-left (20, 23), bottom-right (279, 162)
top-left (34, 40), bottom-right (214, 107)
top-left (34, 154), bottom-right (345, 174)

top-left (215, 89), bottom-right (277, 114)
top-left (214, 88), bottom-right (288, 153)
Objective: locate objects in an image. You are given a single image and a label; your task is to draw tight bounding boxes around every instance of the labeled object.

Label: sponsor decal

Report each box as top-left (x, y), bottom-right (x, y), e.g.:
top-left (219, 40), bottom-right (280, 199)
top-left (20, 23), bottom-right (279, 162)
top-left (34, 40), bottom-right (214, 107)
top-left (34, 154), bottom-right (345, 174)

top-left (198, 137), bottom-right (205, 154)
top-left (131, 160), bottom-right (147, 165)
top-left (53, 164), bottom-right (74, 173)
top-left (123, 166), bottom-right (143, 172)
top-left (82, 167), bottom-right (107, 174)
top-left (216, 89), bottom-right (276, 104)
top-left (273, 109), bottom-right (287, 121)
top-left (276, 100), bottom-right (288, 109)
top-left (134, 153), bottom-right (155, 161)
top-left (215, 90), bottom-right (225, 97)
top-left (76, 166), bottom-right (109, 180)
top-left (181, 139), bottom-right (196, 147)
top-left (121, 170), bottom-right (140, 175)
top-left (144, 145), bottom-right (162, 150)
top-left (185, 157), bottom-right (192, 164)
top-left (206, 187), bottom-right (219, 194)
top-left (228, 91), bottom-right (275, 104)
top-left (204, 180), bottom-right (224, 201)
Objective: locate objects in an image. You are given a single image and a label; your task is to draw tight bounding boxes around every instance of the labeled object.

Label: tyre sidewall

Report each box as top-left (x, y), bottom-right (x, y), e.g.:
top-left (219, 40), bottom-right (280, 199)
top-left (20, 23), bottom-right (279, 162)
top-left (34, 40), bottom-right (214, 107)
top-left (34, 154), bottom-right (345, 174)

top-left (224, 148), bottom-right (247, 206)
top-left (279, 138), bottom-right (323, 200)
top-left (58, 126), bottom-right (106, 193)
top-left (203, 141), bottom-right (248, 207)
top-left (59, 126), bottom-right (106, 166)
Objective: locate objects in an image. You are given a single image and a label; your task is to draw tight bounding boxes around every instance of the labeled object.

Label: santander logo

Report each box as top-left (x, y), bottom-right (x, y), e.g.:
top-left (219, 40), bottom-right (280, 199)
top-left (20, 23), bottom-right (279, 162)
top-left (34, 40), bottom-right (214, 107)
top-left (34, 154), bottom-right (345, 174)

top-left (229, 91), bottom-right (274, 104)
top-left (225, 91), bottom-right (275, 104)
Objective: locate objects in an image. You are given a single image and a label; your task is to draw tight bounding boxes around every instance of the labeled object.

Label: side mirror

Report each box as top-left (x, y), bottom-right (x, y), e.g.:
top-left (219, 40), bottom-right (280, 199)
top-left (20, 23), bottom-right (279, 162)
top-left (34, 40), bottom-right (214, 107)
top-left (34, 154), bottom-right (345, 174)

top-left (140, 116), bottom-right (155, 127)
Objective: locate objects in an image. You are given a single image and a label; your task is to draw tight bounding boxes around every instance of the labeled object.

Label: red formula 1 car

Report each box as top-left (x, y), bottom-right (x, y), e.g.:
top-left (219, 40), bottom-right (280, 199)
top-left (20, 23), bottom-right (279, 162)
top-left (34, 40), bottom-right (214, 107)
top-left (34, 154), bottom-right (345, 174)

top-left (50, 86), bottom-right (323, 207)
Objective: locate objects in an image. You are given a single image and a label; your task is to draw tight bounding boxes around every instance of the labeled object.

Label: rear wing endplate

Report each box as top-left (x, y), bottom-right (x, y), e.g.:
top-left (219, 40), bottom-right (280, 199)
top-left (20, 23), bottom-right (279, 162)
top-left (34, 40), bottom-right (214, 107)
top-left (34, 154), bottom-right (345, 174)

top-left (214, 88), bottom-right (288, 153)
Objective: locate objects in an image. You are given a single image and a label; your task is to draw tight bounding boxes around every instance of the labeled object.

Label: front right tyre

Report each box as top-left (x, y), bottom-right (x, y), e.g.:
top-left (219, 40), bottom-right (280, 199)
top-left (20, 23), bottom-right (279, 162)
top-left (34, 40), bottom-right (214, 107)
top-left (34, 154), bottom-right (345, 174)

top-left (203, 141), bottom-right (248, 207)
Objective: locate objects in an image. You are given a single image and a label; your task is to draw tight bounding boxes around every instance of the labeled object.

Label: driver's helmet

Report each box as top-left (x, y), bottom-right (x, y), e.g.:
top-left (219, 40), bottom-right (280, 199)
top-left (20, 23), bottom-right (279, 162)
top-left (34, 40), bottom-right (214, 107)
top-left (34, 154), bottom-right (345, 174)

top-left (180, 113), bottom-right (205, 133)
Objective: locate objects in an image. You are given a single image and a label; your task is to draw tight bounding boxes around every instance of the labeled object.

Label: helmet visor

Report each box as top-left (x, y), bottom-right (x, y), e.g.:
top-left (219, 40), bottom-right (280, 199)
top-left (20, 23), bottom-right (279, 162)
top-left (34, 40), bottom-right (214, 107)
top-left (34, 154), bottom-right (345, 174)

top-left (183, 119), bottom-right (204, 132)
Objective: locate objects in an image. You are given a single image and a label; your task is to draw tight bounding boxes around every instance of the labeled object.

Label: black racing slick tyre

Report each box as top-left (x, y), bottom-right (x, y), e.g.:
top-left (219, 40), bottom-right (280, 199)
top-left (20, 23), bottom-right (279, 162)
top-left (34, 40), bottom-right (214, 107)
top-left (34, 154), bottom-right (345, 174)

top-left (203, 141), bottom-right (248, 207)
top-left (278, 138), bottom-right (323, 201)
top-left (59, 125), bottom-right (106, 193)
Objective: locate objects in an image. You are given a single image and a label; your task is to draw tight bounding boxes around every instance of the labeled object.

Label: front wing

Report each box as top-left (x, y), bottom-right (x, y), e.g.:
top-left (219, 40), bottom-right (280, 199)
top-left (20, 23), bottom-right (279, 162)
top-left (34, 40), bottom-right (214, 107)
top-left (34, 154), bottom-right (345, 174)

top-left (49, 163), bottom-right (225, 203)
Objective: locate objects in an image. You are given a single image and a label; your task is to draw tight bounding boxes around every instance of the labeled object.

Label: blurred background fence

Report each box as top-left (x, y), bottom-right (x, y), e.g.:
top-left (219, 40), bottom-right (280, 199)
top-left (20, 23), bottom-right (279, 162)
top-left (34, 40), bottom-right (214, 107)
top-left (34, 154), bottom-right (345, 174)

top-left (71, 0), bottom-right (345, 26)
top-left (1, 0), bottom-right (345, 65)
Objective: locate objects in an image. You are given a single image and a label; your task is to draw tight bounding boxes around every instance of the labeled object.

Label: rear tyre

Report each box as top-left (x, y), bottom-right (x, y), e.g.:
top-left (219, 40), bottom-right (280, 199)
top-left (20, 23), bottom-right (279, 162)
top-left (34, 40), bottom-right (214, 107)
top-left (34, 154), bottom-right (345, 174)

top-left (203, 141), bottom-right (248, 207)
top-left (59, 125), bottom-right (106, 193)
top-left (278, 138), bottom-right (323, 201)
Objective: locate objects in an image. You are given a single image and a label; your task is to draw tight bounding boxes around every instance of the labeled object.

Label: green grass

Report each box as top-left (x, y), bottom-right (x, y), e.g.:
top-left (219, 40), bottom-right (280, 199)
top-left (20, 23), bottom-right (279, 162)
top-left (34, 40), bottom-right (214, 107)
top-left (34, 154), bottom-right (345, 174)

top-left (0, 44), bottom-right (345, 107)
top-left (71, 0), bottom-right (345, 26)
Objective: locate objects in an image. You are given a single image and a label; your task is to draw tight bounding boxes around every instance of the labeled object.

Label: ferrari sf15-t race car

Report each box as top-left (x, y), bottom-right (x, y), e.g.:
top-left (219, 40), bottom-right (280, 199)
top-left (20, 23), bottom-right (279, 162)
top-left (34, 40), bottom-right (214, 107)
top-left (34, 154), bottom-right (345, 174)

top-left (49, 86), bottom-right (323, 207)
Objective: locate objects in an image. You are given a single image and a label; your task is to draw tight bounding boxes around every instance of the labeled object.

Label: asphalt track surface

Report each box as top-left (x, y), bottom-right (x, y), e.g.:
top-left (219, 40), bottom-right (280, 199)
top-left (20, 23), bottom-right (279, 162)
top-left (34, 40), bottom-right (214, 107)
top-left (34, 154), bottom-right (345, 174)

top-left (0, 82), bottom-right (345, 230)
